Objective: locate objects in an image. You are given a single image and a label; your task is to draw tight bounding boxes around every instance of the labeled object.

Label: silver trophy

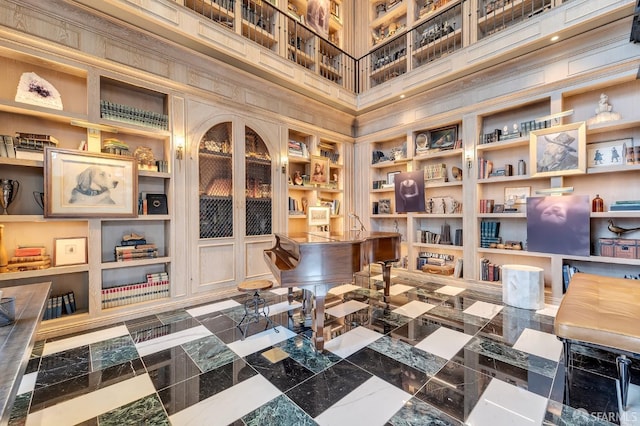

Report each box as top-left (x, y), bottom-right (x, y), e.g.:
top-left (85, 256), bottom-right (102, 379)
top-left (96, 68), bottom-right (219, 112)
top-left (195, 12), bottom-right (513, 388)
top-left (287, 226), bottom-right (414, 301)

top-left (0, 179), bottom-right (19, 215)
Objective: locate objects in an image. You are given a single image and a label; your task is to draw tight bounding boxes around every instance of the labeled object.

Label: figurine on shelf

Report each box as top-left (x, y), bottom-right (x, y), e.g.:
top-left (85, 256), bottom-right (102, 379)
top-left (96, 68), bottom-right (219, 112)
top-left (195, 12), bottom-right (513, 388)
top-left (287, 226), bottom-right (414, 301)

top-left (293, 171), bottom-right (303, 185)
top-left (587, 93), bottom-right (621, 125)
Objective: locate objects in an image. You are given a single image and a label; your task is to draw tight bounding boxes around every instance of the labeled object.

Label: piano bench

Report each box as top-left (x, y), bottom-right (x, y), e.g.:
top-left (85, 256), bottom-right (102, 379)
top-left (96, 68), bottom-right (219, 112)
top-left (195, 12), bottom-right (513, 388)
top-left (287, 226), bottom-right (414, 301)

top-left (236, 279), bottom-right (278, 339)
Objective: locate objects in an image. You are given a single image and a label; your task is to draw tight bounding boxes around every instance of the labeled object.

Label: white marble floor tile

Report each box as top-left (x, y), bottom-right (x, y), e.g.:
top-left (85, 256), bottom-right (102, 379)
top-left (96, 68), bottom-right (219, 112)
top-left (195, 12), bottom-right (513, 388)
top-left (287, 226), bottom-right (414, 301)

top-left (389, 284), bottom-right (414, 296)
top-left (135, 325), bottom-right (212, 357)
top-left (186, 300), bottom-right (241, 317)
top-left (267, 300), bottom-right (302, 316)
top-left (392, 300), bottom-right (435, 319)
top-left (325, 300), bottom-right (369, 318)
top-left (169, 374), bottom-right (281, 426)
top-left (325, 326), bottom-right (381, 359)
top-left (435, 285), bottom-right (465, 296)
top-left (466, 378), bottom-right (548, 426)
top-left (329, 284), bottom-right (360, 295)
top-left (227, 326), bottom-right (296, 358)
top-left (17, 371), bottom-right (37, 395)
top-left (619, 382), bottom-right (640, 426)
top-left (536, 304), bottom-right (559, 317)
top-left (269, 286), bottom-right (299, 295)
top-left (42, 325), bottom-right (129, 356)
top-left (315, 375), bottom-right (411, 426)
top-left (513, 328), bottom-right (563, 362)
top-left (25, 374), bottom-right (155, 426)
top-left (415, 327), bottom-right (473, 360)
top-left (464, 300), bottom-right (503, 320)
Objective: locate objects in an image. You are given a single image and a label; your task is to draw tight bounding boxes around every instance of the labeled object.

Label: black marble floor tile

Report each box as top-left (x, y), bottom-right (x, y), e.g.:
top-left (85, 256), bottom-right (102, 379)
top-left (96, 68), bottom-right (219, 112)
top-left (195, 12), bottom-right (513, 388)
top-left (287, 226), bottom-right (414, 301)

top-left (244, 349), bottom-right (316, 392)
top-left (24, 356), bottom-right (40, 375)
top-left (414, 360), bottom-right (493, 423)
top-left (129, 316), bottom-right (201, 344)
top-left (422, 303), bottom-right (491, 335)
top-left (30, 358), bottom-right (144, 411)
top-left (156, 308), bottom-right (191, 325)
top-left (348, 346), bottom-right (431, 394)
top-left (35, 345), bottom-right (91, 389)
top-left (197, 311), bottom-right (237, 334)
top-left (478, 307), bottom-right (555, 347)
top-left (458, 336), bottom-right (556, 398)
top-left (157, 358), bottom-right (257, 416)
top-left (285, 360), bottom-right (372, 418)
top-left (143, 346), bottom-right (201, 391)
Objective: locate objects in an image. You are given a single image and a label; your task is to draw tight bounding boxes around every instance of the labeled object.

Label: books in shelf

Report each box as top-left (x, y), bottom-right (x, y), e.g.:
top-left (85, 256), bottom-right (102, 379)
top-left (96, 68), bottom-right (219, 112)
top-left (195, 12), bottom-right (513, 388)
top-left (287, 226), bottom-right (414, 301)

top-left (101, 272), bottom-right (169, 308)
top-left (42, 291), bottom-right (77, 321)
top-left (609, 200), bottom-right (640, 211)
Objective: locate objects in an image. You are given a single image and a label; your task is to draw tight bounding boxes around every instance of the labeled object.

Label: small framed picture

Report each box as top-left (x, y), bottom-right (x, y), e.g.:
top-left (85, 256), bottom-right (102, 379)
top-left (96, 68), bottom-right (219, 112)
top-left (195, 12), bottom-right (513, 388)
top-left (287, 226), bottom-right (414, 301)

top-left (493, 204), bottom-right (504, 213)
top-left (307, 206), bottom-right (331, 227)
top-left (587, 138), bottom-right (631, 168)
top-left (54, 237), bottom-right (88, 266)
top-left (387, 171), bottom-right (401, 185)
top-left (504, 186), bottom-right (531, 205)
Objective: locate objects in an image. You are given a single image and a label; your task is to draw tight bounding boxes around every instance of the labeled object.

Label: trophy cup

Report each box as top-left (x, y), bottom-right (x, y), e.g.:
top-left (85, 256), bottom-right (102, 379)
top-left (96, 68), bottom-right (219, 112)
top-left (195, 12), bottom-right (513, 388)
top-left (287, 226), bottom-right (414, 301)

top-left (0, 179), bottom-right (19, 215)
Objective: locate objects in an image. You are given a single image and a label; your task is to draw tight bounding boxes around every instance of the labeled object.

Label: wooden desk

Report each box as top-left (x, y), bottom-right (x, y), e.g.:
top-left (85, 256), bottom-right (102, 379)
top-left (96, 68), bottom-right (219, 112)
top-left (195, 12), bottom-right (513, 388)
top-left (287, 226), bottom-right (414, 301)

top-left (0, 282), bottom-right (51, 426)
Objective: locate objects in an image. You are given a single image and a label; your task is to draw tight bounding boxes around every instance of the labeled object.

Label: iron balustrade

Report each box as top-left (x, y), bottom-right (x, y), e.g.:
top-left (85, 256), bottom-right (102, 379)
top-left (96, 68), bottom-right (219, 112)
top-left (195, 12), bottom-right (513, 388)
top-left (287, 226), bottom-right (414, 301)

top-left (178, 0), bottom-right (561, 93)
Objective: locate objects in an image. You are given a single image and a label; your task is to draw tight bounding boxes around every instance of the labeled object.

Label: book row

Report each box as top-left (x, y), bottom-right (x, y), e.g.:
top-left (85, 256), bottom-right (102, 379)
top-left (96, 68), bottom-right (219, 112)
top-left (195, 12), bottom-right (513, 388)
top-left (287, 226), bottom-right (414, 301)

top-left (43, 291), bottom-right (77, 321)
top-left (479, 258), bottom-right (502, 282)
top-left (101, 274), bottom-right (169, 309)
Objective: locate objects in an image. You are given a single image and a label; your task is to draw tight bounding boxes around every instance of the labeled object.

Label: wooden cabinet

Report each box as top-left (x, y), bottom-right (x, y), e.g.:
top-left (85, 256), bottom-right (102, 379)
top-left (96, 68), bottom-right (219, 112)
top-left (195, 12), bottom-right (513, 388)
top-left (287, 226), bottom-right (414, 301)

top-left (0, 49), bottom-right (174, 335)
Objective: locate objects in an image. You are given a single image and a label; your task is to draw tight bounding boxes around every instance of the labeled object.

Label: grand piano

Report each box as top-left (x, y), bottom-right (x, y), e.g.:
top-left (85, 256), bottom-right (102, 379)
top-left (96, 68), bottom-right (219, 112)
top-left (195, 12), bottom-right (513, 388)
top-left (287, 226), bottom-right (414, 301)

top-left (263, 231), bottom-right (401, 350)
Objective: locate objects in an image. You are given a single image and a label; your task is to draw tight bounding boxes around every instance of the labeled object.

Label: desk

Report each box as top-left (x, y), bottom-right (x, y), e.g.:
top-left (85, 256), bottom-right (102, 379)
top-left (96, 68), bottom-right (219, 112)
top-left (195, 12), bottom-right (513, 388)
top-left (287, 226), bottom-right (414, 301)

top-left (0, 282), bottom-right (51, 426)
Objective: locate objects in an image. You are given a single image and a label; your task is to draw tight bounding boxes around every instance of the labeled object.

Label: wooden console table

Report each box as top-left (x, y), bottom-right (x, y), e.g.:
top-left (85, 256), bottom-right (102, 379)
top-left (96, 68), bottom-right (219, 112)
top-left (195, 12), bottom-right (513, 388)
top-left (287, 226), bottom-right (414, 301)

top-left (0, 282), bottom-right (51, 426)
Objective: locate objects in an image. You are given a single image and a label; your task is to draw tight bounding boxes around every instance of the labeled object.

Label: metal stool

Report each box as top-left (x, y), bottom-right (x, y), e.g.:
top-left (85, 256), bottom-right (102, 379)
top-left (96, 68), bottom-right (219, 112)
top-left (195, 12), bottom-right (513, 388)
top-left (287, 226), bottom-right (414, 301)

top-left (236, 279), bottom-right (278, 339)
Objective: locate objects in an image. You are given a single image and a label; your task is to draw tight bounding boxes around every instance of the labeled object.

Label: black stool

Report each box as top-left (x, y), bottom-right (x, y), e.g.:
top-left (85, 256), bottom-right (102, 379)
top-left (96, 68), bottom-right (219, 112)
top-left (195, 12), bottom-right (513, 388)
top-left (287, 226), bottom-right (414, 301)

top-left (236, 279), bottom-right (278, 339)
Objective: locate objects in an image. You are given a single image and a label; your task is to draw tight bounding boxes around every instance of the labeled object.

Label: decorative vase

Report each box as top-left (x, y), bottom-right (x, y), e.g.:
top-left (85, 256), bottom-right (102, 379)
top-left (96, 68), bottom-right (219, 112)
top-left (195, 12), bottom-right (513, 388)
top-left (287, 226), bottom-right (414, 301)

top-left (0, 225), bottom-right (8, 273)
top-left (592, 194), bottom-right (604, 213)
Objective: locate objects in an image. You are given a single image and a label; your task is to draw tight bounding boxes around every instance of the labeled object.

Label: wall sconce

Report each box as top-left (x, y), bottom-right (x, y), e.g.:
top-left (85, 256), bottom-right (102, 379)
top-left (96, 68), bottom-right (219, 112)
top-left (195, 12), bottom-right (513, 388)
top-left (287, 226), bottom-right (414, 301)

top-left (281, 156), bottom-right (288, 174)
top-left (175, 136), bottom-right (184, 160)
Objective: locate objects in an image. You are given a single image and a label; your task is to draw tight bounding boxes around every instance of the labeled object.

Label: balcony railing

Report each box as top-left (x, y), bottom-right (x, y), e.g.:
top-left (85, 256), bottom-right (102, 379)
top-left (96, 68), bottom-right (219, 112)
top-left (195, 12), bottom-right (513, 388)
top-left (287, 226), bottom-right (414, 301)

top-left (179, 0), bottom-right (563, 94)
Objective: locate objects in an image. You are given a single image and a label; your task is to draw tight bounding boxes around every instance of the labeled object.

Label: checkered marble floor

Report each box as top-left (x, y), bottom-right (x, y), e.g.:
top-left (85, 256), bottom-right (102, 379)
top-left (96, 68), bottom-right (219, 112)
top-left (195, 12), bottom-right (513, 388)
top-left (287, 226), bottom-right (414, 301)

top-left (8, 275), bottom-right (640, 426)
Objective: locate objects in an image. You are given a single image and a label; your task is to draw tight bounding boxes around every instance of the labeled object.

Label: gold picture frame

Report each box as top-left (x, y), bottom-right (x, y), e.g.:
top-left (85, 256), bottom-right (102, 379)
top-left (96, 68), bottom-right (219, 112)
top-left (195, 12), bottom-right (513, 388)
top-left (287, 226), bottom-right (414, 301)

top-left (310, 156), bottom-right (330, 185)
top-left (530, 122), bottom-right (586, 178)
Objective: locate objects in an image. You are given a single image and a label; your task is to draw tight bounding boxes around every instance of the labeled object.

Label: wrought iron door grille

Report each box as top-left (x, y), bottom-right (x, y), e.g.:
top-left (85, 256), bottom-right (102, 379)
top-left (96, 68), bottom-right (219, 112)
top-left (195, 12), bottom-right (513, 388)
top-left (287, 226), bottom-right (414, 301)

top-left (245, 126), bottom-right (272, 236)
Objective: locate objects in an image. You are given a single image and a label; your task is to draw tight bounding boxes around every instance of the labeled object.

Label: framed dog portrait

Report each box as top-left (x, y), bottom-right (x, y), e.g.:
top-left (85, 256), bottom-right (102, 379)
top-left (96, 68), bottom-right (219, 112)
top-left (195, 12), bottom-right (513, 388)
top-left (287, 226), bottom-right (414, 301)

top-left (530, 122), bottom-right (586, 178)
top-left (44, 147), bottom-right (138, 218)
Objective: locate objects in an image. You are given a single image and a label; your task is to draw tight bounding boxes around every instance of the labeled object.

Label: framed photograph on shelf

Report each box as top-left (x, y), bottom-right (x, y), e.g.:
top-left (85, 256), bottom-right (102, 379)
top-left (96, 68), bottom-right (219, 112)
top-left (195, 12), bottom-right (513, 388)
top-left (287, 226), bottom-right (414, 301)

top-left (493, 204), bottom-right (504, 213)
top-left (530, 122), bottom-right (586, 178)
top-left (44, 147), bottom-right (138, 218)
top-left (504, 186), bottom-right (531, 205)
top-left (586, 138), bottom-right (631, 168)
top-left (310, 156), bottom-right (330, 185)
top-left (308, 206), bottom-right (331, 227)
top-left (53, 237), bottom-right (87, 266)
top-left (429, 125), bottom-right (458, 150)
top-left (387, 171), bottom-right (401, 185)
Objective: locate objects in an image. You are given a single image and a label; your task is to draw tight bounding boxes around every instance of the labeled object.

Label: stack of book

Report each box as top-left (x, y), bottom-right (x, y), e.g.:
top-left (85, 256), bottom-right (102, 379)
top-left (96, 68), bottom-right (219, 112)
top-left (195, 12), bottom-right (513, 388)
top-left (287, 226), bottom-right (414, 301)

top-left (7, 246), bottom-right (50, 271)
top-left (43, 291), bottom-right (77, 320)
top-left (480, 220), bottom-right (501, 248)
top-left (13, 132), bottom-right (59, 161)
top-left (480, 258), bottom-right (501, 282)
top-left (609, 200), bottom-right (640, 211)
top-left (288, 140), bottom-right (309, 158)
top-left (101, 271), bottom-right (169, 308)
top-left (114, 233), bottom-right (158, 261)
